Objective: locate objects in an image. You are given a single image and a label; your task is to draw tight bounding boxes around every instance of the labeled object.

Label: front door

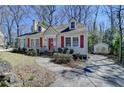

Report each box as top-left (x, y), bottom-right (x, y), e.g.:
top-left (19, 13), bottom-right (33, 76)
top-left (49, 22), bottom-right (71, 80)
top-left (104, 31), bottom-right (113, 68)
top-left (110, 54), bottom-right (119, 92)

top-left (48, 38), bottom-right (53, 51)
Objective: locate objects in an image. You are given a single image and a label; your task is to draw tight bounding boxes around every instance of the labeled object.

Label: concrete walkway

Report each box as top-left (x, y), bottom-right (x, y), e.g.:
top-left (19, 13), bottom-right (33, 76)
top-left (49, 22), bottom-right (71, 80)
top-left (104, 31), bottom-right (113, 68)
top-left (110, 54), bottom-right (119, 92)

top-left (36, 55), bottom-right (124, 87)
top-left (36, 58), bottom-right (95, 87)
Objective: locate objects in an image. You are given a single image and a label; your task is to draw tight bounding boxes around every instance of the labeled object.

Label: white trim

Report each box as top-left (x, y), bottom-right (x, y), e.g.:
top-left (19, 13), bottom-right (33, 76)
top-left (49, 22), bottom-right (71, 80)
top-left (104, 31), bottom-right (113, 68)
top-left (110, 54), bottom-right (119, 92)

top-left (64, 36), bottom-right (80, 48)
top-left (72, 36), bottom-right (79, 48)
top-left (69, 21), bottom-right (76, 30)
top-left (65, 36), bottom-right (71, 48)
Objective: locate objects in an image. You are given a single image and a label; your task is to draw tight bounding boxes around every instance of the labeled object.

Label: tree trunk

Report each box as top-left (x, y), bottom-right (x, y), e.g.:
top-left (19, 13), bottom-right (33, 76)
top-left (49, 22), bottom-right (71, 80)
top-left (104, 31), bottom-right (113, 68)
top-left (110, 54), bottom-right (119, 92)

top-left (118, 5), bottom-right (123, 63)
top-left (8, 29), bottom-right (12, 45)
top-left (17, 24), bottom-right (19, 37)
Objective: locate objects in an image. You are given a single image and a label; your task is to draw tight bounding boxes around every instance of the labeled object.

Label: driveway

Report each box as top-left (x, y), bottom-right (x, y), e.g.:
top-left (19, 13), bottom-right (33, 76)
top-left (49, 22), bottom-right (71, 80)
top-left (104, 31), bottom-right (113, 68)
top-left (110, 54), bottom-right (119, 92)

top-left (36, 55), bottom-right (124, 87)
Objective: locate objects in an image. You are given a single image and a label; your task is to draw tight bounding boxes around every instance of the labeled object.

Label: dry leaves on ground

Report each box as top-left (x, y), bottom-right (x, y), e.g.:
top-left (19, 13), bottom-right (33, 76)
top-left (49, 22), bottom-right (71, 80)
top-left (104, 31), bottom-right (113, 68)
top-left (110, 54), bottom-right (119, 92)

top-left (14, 64), bottom-right (56, 87)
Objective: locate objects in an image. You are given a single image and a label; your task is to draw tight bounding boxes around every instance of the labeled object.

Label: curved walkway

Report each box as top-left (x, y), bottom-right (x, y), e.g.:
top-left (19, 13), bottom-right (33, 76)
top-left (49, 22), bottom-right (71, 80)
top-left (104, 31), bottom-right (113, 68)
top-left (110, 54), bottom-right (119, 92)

top-left (36, 55), bottom-right (124, 87)
top-left (36, 57), bottom-right (95, 87)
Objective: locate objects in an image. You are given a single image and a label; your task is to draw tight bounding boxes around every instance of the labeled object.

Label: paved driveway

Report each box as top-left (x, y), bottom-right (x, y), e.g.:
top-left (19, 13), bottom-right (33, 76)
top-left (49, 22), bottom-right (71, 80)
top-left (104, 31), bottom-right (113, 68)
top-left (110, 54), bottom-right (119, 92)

top-left (36, 55), bottom-right (124, 87)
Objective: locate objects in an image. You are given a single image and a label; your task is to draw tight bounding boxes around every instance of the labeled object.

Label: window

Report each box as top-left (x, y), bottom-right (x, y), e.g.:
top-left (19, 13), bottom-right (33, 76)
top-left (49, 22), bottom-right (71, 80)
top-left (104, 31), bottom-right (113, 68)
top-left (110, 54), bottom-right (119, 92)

top-left (73, 37), bottom-right (79, 47)
top-left (71, 22), bottom-right (75, 29)
top-left (36, 39), bottom-right (39, 47)
top-left (65, 37), bottom-right (71, 47)
top-left (38, 26), bottom-right (41, 32)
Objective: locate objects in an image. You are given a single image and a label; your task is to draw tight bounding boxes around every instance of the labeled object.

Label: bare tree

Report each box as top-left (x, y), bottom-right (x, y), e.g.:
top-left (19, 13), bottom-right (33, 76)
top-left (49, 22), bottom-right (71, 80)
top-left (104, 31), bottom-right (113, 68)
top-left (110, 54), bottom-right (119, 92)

top-left (8, 6), bottom-right (28, 36)
top-left (92, 6), bottom-right (100, 31)
top-left (0, 6), bottom-right (4, 25)
top-left (31, 5), bottom-right (48, 20)
top-left (62, 5), bottom-right (92, 25)
top-left (46, 6), bottom-right (56, 25)
top-left (115, 5), bottom-right (124, 63)
top-left (2, 6), bottom-right (14, 45)
top-left (104, 6), bottom-right (116, 49)
top-left (31, 5), bottom-right (56, 26)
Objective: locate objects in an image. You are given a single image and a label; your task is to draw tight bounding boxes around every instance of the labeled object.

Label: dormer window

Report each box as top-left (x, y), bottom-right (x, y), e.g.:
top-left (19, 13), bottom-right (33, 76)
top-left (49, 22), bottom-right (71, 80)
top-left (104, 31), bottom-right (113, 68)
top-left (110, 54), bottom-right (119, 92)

top-left (71, 22), bottom-right (75, 29)
top-left (38, 26), bottom-right (42, 32)
top-left (69, 18), bottom-right (77, 30)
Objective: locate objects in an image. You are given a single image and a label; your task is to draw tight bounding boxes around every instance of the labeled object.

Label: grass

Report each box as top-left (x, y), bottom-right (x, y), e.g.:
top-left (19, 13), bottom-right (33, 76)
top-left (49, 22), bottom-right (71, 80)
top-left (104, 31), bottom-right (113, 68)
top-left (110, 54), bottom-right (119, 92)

top-left (0, 51), bottom-right (56, 87)
top-left (0, 52), bottom-right (38, 67)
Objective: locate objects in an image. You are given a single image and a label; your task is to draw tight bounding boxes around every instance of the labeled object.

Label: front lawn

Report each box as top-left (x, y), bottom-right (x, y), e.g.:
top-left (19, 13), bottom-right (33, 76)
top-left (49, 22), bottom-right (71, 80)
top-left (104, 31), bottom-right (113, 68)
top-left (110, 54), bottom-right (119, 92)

top-left (0, 52), bottom-right (37, 67)
top-left (0, 52), bottom-right (55, 87)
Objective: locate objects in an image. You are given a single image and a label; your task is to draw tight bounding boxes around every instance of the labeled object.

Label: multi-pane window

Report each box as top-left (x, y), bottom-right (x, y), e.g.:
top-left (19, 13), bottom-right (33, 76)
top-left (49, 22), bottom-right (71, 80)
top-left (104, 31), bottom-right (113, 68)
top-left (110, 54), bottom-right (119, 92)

top-left (71, 22), bottom-right (75, 29)
top-left (73, 37), bottom-right (79, 47)
top-left (36, 39), bottom-right (39, 48)
top-left (65, 37), bottom-right (71, 47)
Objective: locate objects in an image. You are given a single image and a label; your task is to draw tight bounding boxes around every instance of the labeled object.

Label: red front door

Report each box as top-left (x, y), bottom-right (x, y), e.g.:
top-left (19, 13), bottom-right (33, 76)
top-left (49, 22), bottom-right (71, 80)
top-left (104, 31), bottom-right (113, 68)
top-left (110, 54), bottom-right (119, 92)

top-left (48, 38), bottom-right (53, 51)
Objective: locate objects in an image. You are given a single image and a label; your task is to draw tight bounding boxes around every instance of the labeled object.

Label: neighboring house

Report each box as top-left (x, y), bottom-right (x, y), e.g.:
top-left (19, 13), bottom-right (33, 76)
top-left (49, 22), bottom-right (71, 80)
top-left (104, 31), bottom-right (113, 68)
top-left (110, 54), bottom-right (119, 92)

top-left (18, 18), bottom-right (88, 55)
top-left (94, 43), bottom-right (110, 54)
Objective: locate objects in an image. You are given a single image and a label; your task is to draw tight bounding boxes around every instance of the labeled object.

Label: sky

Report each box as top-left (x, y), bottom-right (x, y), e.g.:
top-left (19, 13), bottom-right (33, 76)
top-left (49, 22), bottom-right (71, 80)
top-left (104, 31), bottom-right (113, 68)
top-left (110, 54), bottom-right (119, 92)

top-left (2, 5), bottom-right (109, 38)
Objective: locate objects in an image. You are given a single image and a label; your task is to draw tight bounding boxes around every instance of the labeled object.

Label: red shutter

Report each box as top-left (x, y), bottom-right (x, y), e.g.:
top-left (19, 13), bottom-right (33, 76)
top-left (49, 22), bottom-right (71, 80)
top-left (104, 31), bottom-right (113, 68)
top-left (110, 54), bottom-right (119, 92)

top-left (27, 38), bottom-right (30, 48)
top-left (40, 37), bottom-right (43, 47)
top-left (80, 35), bottom-right (84, 48)
top-left (61, 36), bottom-right (64, 48)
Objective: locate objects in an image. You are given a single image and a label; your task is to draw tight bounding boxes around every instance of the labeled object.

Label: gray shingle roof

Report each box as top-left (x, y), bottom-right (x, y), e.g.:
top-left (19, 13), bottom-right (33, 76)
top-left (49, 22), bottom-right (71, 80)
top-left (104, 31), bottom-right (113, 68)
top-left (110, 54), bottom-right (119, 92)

top-left (18, 23), bottom-right (84, 37)
top-left (54, 23), bottom-right (84, 33)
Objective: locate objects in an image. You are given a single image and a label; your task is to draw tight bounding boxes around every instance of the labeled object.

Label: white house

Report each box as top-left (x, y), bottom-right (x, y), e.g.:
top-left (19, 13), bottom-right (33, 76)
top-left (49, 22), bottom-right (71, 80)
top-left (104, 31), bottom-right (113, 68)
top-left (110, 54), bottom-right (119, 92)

top-left (18, 18), bottom-right (88, 56)
top-left (18, 20), bottom-right (46, 51)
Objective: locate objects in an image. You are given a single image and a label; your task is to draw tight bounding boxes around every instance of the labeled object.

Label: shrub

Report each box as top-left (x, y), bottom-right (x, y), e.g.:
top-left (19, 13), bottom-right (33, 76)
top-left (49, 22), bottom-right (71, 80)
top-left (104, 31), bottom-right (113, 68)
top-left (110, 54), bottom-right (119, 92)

top-left (26, 49), bottom-right (37, 56)
top-left (72, 54), bottom-right (79, 60)
top-left (73, 54), bottom-right (87, 60)
top-left (17, 47), bottom-right (21, 52)
top-left (83, 55), bottom-right (87, 60)
top-left (22, 48), bottom-right (27, 53)
top-left (39, 51), bottom-right (44, 55)
top-left (11, 48), bottom-right (26, 54)
top-left (16, 48), bottom-right (24, 54)
top-left (58, 48), bottom-right (63, 53)
top-left (43, 50), bottom-right (49, 55)
top-left (69, 49), bottom-right (74, 54)
top-left (4, 45), bottom-right (9, 49)
top-left (36, 49), bottom-right (40, 56)
top-left (79, 54), bottom-right (83, 60)
top-left (53, 53), bottom-right (72, 64)
top-left (63, 48), bottom-right (68, 54)
top-left (12, 48), bottom-right (18, 53)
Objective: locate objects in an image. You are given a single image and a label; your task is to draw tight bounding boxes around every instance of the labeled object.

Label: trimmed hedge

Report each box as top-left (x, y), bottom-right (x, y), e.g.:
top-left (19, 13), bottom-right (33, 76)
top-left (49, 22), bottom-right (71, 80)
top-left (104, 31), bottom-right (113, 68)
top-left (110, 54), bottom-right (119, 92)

top-left (26, 49), bottom-right (37, 56)
top-left (12, 48), bottom-right (27, 54)
top-left (63, 48), bottom-right (68, 54)
top-left (69, 49), bottom-right (74, 54)
top-left (53, 53), bottom-right (72, 64)
top-left (72, 54), bottom-right (85, 60)
top-left (58, 48), bottom-right (63, 53)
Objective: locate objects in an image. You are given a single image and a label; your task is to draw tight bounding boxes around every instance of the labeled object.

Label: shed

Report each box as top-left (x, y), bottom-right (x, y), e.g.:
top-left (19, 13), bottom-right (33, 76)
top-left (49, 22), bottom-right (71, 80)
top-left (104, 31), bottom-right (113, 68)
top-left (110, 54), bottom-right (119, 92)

top-left (94, 43), bottom-right (110, 54)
